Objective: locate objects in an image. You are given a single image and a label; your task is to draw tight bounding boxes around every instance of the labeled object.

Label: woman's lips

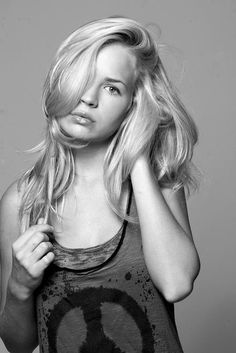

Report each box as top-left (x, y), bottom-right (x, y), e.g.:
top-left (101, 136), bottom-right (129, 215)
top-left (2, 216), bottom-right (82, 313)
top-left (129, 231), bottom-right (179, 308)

top-left (71, 113), bottom-right (95, 126)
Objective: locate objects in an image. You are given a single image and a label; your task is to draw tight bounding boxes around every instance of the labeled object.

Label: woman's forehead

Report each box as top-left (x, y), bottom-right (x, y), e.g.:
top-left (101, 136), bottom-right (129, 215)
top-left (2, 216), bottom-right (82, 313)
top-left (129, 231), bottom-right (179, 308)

top-left (95, 44), bottom-right (137, 86)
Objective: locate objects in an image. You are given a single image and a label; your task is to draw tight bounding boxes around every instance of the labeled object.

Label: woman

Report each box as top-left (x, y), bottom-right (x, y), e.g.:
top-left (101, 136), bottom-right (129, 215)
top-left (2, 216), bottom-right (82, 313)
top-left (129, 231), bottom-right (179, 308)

top-left (0, 16), bottom-right (200, 352)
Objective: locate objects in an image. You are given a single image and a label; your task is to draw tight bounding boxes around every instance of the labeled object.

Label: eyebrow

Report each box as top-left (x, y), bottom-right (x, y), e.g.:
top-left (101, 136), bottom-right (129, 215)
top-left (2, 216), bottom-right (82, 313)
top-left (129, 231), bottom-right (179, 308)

top-left (104, 77), bottom-right (127, 88)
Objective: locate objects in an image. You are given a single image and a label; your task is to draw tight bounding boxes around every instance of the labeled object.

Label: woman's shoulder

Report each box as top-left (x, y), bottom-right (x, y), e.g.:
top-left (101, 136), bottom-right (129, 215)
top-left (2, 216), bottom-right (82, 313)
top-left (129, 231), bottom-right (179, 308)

top-left (0, 179), bottom-right (25, 242)
top-left (0, 179), bottom-right (24, 215)
top-left (1, 179), bottom-right (20, 202)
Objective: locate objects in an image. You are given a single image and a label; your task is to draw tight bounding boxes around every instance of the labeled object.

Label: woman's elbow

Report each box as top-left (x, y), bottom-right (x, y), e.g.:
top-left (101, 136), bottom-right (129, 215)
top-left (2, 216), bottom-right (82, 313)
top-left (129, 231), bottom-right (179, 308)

top-left (163, 265), bottom-right (200, 303)
top-left (163, 280), bottom-right (194, 303)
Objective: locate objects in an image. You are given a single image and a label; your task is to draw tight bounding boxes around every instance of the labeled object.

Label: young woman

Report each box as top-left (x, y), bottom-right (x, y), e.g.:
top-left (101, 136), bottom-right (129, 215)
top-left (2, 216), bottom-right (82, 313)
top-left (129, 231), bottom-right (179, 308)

top-left (0, 16), bottom-right (200, 352)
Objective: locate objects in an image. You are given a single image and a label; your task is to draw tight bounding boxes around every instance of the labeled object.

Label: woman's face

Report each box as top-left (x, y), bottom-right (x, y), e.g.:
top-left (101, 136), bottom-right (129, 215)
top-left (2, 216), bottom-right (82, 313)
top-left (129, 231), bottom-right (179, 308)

top-left (58, 43), bottom-right (137, 143)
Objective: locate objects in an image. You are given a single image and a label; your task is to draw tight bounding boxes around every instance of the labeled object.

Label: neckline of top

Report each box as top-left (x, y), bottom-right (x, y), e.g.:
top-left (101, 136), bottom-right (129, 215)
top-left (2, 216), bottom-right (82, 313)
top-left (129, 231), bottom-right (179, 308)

top-left (51, 221), bottom-right (125, 253)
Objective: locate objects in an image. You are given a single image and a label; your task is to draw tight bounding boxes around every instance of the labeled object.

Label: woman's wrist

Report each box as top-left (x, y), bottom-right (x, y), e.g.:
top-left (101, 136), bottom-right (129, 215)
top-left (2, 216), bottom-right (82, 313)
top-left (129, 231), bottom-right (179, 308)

top-left (131, 154), bottom-right (149, 176)
top-left (7, 278), bottom-right (33, 302)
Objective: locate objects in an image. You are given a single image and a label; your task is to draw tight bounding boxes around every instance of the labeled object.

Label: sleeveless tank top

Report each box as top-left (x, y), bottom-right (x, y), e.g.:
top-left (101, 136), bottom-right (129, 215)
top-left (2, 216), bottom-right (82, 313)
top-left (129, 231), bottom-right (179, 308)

top-left (35, 182), bottom-right (184, 353)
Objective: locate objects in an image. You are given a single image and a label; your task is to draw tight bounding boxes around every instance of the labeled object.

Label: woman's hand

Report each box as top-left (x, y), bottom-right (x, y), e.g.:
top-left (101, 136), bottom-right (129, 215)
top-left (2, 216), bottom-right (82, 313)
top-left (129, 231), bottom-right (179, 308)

top-left (8, 218), bottom-right (55, 301)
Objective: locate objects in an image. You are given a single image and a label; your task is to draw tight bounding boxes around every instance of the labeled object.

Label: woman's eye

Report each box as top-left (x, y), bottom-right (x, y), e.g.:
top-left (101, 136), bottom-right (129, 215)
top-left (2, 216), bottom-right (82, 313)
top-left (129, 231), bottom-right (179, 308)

top-left (104, 85), bottom-right (120, 95)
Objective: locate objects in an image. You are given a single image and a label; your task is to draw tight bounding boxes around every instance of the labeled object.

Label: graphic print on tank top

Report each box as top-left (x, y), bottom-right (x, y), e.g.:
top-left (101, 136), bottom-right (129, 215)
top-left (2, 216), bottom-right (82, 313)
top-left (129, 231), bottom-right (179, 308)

top-left (36, 183), bottom-right (184, 353)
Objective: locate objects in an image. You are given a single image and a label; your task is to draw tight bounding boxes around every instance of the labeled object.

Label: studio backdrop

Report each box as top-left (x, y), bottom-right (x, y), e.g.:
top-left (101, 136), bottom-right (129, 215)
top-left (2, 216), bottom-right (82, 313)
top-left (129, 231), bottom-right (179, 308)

top-left (1, 1), bottom-right (235, 352)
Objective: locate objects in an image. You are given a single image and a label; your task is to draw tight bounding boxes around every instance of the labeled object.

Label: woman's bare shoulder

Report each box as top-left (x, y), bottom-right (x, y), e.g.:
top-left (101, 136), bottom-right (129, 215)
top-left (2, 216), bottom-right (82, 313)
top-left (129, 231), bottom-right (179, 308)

top-left (0, 179), bottom-right (25, 243)
top-left (1, 179), bottom-right (21, 205)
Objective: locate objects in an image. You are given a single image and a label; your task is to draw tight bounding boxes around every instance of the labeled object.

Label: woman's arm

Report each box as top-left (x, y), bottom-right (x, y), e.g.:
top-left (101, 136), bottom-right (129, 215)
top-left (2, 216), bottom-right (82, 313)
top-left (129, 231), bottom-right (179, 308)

top-left (0, 181), bottom-right (38, 353)
top-left (130, 154), bottom-right (200, 303)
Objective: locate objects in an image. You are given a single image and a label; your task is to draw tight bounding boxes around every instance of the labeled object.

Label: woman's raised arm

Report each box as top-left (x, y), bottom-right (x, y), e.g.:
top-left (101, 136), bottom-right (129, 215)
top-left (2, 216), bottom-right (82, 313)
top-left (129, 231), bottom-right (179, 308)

top-left (130, 154), bottom-right (201, 303)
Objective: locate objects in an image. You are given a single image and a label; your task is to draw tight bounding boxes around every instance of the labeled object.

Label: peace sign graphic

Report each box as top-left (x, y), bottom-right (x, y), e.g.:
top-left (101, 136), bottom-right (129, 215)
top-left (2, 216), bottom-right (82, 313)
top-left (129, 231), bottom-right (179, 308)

top-left (46, 286), bottom-right (155, 352)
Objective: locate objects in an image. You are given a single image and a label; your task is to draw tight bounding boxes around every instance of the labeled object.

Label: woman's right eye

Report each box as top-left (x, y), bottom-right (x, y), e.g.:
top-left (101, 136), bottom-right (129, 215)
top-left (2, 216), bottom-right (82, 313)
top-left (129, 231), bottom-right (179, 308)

top-left (104, 85), bottom-right (120, 95)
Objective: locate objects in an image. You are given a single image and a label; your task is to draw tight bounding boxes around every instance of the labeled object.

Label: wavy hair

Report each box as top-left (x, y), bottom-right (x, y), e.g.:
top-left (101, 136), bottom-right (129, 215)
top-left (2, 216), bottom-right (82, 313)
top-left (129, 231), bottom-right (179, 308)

top-left (18, 16), bottom-right (199, 232)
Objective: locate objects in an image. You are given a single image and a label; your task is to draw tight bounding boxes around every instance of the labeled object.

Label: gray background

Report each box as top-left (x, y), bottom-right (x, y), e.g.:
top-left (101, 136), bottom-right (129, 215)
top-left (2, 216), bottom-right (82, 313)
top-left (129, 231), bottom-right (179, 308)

top-left (1, 0), bottom-right (236, 352)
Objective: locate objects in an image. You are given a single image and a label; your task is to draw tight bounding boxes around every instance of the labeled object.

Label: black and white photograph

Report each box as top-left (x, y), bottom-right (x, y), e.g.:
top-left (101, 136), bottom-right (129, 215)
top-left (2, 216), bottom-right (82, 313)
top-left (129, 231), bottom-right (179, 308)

top-left (0, 1), bottom-right (235, 352)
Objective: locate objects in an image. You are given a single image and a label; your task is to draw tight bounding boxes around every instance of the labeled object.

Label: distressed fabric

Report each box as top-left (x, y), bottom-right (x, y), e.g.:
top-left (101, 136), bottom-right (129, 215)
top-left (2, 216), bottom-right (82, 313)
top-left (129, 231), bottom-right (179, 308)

top-left (35, 184), bottom-right (184, 353)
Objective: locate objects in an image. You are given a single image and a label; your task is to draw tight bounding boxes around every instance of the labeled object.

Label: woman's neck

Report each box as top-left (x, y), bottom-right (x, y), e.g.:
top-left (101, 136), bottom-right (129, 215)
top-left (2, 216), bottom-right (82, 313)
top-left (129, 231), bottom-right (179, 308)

top-left (72, 141), bottom-right (110, 184)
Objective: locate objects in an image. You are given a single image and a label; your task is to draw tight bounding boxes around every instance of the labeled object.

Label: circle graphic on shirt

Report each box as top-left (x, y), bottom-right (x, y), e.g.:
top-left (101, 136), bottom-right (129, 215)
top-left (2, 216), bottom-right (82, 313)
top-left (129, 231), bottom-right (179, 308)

top-left (46, 286), bottom-right (155, 352)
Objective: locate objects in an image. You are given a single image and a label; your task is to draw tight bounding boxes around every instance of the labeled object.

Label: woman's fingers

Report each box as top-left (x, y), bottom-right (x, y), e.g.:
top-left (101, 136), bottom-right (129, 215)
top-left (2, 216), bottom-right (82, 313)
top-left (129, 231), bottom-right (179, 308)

top-left (14, 223), bottom-right (54, 251)
top-left (9, 217), bottom-right (56, 299)
top-left (21, 231), bottom-right (49, 254)
top-left (31, 251), bottom-right (55, 277)
top-left (30, 241), bottom-right (53, 262)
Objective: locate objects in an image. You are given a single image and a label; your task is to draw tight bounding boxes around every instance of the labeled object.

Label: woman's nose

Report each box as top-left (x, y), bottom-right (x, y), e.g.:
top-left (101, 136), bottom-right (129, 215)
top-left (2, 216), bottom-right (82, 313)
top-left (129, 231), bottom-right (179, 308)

top-left (80, 86), bottom-right (98, 107)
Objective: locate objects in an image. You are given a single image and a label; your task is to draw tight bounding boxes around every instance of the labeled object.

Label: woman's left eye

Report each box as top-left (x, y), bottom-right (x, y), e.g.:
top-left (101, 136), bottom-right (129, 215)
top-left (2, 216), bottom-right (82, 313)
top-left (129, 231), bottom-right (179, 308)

top-left (104, 85), bottom-right (120, 95)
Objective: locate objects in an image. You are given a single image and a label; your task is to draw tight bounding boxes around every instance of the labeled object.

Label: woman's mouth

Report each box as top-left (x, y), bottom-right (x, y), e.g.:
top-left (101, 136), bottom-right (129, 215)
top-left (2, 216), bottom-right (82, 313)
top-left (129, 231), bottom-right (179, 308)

top-left (71, 113), bottom-right (95, 126)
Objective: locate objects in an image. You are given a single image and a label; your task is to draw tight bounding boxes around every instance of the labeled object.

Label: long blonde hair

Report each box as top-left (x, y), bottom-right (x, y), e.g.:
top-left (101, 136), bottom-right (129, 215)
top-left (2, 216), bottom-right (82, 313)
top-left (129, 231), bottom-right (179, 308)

top-left (18, 16), bottom-right (199, 232)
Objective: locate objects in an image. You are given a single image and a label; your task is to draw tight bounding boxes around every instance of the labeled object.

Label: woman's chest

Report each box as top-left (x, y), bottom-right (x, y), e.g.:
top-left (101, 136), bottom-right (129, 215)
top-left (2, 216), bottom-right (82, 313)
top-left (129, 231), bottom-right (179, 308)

top-left (49, 185), bottom-right (128, 249)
